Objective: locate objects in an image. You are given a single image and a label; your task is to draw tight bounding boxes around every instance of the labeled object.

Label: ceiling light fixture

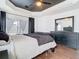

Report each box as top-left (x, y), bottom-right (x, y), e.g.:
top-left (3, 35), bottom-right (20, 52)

top-left (36, 1), bottom-right (42, 7)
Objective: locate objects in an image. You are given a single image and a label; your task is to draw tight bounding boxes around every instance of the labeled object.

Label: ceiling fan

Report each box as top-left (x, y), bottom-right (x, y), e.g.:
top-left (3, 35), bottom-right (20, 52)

top-left (38, 0), bottom-right (52, 5)
top-left (25, 0), bottom-right (52, 8)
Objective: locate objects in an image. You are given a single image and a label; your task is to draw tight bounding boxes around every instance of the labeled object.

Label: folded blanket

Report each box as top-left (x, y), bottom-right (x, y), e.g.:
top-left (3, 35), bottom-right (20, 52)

top-left (24, 33), bottom-right (54, 45)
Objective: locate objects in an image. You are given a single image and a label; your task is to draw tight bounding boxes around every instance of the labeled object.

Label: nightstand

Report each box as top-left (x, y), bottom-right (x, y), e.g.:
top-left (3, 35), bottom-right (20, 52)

top-left (0, 42), bottom-right (10, 59)
top-left (0, 50), bottom-right (8, 59)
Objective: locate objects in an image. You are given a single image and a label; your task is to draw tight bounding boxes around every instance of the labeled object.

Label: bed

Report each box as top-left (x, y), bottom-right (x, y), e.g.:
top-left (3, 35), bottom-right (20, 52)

top-left (9, 34), bottom-right (56, 59)
top-left (0, 31), bottom-right (56, 59)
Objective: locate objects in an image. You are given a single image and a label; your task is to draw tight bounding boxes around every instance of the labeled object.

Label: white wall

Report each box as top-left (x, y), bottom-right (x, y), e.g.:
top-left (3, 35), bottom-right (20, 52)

top-left (35, 16), bottom-right (55, 32)
top-left (35, 9), bottom-right (79, 32)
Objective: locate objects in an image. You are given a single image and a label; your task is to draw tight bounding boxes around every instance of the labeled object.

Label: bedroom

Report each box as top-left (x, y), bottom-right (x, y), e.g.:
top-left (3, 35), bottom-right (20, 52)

top-left (0, 0), bottom-right (79, 59)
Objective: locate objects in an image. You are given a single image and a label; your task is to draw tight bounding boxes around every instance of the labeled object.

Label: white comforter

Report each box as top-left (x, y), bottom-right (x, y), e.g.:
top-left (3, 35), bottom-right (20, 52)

top-left (9, 35), bottom-right (56, 59)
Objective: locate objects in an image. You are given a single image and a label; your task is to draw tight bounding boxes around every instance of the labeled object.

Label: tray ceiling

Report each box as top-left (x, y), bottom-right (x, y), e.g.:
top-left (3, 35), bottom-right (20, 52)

top-left (9, 0), bottom-right (65, 12)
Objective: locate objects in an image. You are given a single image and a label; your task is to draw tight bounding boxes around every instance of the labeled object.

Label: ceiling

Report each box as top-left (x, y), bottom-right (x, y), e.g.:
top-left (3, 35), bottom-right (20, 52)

top-left (9, 0), bottom-right (65, 12)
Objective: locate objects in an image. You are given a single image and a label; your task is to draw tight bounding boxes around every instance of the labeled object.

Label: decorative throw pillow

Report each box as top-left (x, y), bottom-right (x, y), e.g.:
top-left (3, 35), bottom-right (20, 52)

top-left (0, 32), bottom-right (9, 42)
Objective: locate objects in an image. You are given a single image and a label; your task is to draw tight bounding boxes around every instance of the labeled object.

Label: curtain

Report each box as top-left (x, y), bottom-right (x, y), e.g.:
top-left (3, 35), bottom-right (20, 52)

top-left (6, 13), bottom-right (29, 35)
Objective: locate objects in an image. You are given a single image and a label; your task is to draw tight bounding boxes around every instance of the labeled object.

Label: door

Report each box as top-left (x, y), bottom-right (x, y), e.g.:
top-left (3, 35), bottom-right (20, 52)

top-left (29, 17), bottom-right (34, 33)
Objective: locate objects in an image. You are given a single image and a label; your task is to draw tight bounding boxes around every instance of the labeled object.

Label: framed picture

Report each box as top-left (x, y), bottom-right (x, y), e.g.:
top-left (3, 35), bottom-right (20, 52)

top-left (55, 16), bottom-right (74, 32)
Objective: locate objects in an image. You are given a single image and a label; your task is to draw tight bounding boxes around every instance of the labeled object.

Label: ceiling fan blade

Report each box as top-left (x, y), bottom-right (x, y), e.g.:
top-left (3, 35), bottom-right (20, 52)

top-left (25, 5), bottom-right (29, 8)
top-left (42, 1), bottom-right (52, 4)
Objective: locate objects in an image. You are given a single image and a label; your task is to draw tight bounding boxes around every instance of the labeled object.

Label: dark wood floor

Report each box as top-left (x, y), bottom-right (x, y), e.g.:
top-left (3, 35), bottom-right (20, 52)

top-left (34, 45), bottom-right (77, 59)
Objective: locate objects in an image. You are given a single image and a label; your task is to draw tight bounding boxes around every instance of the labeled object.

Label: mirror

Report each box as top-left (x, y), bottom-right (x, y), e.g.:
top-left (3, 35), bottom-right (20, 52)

top-left (55, 16), bottom-right (74, 32)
